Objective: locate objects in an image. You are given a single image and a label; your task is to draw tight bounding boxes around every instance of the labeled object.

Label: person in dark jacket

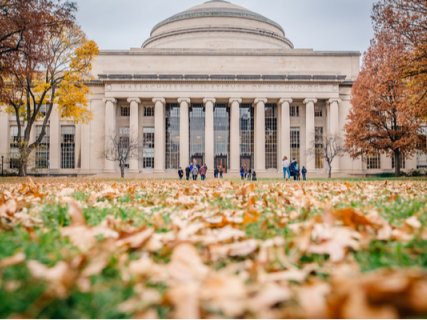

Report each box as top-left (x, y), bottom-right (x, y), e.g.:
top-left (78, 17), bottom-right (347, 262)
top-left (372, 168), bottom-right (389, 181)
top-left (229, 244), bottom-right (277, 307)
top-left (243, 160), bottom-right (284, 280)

top-left (252, 171), bottom-right (257, 181)
top-left (240, 166), bottom-right (245, 180)
top-left (301, 166), bottom-right (307, 181)
top-left (185, 165), bottom-right (191, 181)
top-left (178, 167), bottom-right (184, 180)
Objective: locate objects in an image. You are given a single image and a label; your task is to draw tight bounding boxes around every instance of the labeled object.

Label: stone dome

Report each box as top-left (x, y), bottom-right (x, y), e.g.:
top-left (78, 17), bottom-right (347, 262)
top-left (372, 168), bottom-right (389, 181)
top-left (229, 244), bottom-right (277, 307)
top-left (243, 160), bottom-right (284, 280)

top-left (142, 0), bottom-right (293, 49)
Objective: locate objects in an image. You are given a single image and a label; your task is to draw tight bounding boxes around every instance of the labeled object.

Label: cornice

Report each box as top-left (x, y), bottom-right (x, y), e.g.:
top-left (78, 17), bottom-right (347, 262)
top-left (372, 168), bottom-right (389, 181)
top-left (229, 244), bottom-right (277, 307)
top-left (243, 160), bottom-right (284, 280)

top-left (99, 48), bottom-right (361, 57)
top-left (97, 73), bottom-right (348, 83)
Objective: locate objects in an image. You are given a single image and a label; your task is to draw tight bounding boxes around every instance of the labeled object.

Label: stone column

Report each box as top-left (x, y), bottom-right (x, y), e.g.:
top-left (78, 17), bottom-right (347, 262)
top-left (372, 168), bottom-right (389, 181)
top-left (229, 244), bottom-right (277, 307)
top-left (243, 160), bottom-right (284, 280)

top-left (304, 98), bottom-right (317, 171)
top-left (229, 98), bottom-right (242, 173)
top-left (127, 98), bottom-right (141, 173)
top-left (329, 98), bottom-right (341, 172)
top-left (104, 98), bottom-right (117, 173)
top-left (0, 111), bottom-right (9, 160)
top-left (153, 98), bottom-right (166, 173)
top-left (279, 98), bottom-right (292, 161)
top-left (204, 98), bottom-right (215, 170)
top-left (178, 98), bottom-right (190, 168)
top-left (254, 98), bottom-right (267, 172)
top-left (49, 106), bottom-right (60, 171)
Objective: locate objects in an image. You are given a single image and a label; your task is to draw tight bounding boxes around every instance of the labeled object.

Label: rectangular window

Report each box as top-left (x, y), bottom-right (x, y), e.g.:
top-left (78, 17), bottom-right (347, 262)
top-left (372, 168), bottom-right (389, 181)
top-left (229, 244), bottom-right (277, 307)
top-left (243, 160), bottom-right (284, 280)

top-left (120, 106), bottom-right (130, 117)
top-left (143, 127), bottom-right (155, 169)
top-left (9, 126), bottom-right (19, 169)
top-left (315, 127), bottom-right (324, 169)
top-left (61, 125), bottom-right (75, 169)
top-left (290, 105), bottom-right (299, 117)
top-left (144, 106), bottom-right (154, 117)
top-left (166, 103), bottom-right (180, 169)
top-left (315, 106), bottom-right (323, 117)
top-left (35, 125), bottom-right (50, 169)
top-left (240, 104), bottom-right (254, 170)
top-left (367, 153), bottom-right (381, 170)
top-left (190, 104), bottom-right (205, 164)
top-left (214, 104), bottom-right (230, 172)
top-left (265, 103), bottom-right (278, 169)
top-left (391, 155), bottom-right (406, 169)
top-left (290, 127), bottom-right (300, 164)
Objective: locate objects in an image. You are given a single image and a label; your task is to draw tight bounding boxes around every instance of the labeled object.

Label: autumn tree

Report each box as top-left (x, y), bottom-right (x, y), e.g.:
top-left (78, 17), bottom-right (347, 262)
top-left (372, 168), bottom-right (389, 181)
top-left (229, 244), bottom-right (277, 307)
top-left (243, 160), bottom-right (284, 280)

top-left (104, 133), bottom-right (139, 179)
top-left (0, 20), bottom-right (98, 176)
top-left (310, 134), bottom-right (344, 179)
top-left (345, 32), bottom-right (422, 177)
top-left (0, 0), bottom-right (76, 76)
top-left (373, 0), bottom-right (427, 117)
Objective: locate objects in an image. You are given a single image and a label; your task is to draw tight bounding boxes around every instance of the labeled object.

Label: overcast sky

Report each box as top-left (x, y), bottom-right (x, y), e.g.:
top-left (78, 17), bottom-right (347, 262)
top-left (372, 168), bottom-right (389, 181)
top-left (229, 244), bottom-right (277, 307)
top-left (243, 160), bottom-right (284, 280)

top-left (75, 0), bottom-right (376, 53)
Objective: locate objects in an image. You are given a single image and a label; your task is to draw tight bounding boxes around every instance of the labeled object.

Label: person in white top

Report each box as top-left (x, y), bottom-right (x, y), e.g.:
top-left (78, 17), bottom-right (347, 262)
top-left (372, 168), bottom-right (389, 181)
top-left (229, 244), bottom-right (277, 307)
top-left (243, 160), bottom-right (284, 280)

top-left (282, 156), bottom-right (291, 180)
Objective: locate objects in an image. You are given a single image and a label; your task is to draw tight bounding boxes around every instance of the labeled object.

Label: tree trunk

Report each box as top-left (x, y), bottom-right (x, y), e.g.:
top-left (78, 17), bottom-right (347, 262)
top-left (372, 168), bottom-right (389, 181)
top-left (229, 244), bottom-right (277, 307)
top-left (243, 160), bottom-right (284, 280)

top-left (18, 157), bottom-right (28, 177)
top-left (120, 165), bottom-right (125, 179)
top-left (328, 164), bottom-right (332, 179)
top-left (18, 148), bottom-right (30, 177)
top-left (394, 149), bottom-right (401, 177)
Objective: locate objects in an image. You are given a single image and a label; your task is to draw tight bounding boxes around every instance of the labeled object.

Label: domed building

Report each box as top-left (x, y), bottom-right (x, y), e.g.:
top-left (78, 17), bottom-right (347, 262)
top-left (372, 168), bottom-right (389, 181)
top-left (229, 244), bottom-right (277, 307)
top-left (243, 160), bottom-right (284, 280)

top-left (1, 0), bottom-right (422, 176)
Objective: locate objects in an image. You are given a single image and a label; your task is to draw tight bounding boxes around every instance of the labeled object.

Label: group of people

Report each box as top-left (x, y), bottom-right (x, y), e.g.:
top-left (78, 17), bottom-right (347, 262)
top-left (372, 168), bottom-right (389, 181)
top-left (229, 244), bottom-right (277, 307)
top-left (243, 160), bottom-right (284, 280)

top-left (177, 157), bottom-right (308, 181)
top-left (178, 163), bottom-right (226, 181)
top-left (282, 156), bottom-right (307, 181)
top-left (239, 167), bottom-right (257, 181)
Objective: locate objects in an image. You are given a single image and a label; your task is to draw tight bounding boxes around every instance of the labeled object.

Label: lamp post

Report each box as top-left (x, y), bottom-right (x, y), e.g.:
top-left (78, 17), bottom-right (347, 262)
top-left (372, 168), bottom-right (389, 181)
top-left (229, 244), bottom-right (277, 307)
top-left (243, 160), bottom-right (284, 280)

top-left (1, 156), bottom-right (3, 176)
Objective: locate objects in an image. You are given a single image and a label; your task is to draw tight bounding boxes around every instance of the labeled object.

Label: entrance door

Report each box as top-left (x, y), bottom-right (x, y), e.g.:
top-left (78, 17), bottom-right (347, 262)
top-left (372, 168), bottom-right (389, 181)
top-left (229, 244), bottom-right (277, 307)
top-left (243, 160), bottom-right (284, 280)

top-left (215, 156), bottom-right (228, 173)
top-left (240, 156), bottom-right (252, 171)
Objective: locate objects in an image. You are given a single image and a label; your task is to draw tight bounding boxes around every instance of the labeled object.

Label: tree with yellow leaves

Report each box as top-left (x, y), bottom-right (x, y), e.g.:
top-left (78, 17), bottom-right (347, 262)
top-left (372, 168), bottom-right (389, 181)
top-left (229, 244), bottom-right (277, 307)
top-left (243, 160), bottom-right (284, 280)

top-left (0, 20), bottom-right (98, 176)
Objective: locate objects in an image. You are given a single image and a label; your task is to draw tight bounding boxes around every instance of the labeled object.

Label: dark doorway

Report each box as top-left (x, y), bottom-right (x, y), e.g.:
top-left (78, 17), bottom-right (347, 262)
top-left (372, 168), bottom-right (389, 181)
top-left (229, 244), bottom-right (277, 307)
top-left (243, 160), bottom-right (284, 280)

top-left (215, 155), bottom-right (228, 173)
top-left (240, 156), bottom-right (252, 171)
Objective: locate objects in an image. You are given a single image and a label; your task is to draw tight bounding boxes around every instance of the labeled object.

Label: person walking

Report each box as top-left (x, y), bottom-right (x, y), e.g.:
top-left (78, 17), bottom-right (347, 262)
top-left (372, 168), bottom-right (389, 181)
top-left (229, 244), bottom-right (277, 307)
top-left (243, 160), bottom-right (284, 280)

top-left (282, 156), bottom-right (290, 180)
top-left (178, 167), bottom-right (184, 180)
top-left (240, 166), bottom-right (245, 180)
top-left (214, 167), bottom-right (219, 179)
top-left (219, 166), bottom-right (224, 179)
top-left (295, 161), bottom-right (300, 181)
top-left (191, 164), bottom-right (199, 181)
top-left (200, 164), bottom-right (207, 181)
top-left (252, 170), bottom-right (257, 181)
top-left (247, 169), bottom-right (252, 181)
top-left (302, 166), bottom-right (307, 181)
top-left (185, 165), bottom-right (191, 180)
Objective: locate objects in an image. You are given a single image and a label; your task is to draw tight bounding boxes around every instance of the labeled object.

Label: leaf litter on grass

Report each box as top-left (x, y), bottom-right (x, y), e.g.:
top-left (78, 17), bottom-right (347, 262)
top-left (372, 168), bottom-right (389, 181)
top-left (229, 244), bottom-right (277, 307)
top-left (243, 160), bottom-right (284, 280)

top-left (0, 178), bottom-right (426, 318)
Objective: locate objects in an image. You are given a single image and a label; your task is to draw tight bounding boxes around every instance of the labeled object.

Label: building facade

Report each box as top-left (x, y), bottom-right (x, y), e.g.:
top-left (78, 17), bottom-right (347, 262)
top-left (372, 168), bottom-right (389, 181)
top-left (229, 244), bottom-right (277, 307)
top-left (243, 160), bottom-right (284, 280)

top-left (0, 0), bottom-right (425, 176)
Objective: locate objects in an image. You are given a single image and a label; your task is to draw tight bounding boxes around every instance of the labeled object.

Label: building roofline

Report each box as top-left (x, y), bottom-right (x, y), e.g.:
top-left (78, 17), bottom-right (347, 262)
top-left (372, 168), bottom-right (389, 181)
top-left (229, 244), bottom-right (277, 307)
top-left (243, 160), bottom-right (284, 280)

top-left (98, 48), bottom-right (361, 57)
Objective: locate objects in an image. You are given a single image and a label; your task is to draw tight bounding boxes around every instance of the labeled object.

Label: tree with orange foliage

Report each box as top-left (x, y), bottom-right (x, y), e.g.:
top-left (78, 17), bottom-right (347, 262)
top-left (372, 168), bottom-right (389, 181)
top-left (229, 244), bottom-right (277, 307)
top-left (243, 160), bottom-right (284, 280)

top-left (0, 16), bottom-right (98, 176)
top-left (373, 0), bottom-right (427, 117)
top-left (345, 32), bottom-right (423, 177)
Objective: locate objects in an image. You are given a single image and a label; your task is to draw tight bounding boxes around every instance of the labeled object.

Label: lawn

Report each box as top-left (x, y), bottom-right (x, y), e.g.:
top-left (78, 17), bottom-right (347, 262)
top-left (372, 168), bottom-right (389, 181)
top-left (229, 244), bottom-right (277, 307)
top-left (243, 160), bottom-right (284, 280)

top-left (0, 178), bottom-right (426, 318)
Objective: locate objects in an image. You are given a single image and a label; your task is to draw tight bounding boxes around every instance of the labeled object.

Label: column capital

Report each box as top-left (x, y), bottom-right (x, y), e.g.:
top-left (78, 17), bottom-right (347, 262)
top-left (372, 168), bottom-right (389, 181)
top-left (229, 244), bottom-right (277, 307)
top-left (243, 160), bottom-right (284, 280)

top-left (203, 97), bottom-right (216, 105)
top-left (229, 98), bottom-right (242, 105)
top-left (127, 97), bottom-right (141, 104)
top-left (254, 98), bottom-right (268, 105)
top-left (328, 98), bottom-right (342, 105)
top-left (279, 98), bottom-right (293, 105)
top-left (103, 98), bottom-right (117, 104)
top-left (303, 98), bottom-right (318, 105)
top-left (178, 98), bottom-right (191, 104)
top-left (152, 97), bottom-right (166, 104)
